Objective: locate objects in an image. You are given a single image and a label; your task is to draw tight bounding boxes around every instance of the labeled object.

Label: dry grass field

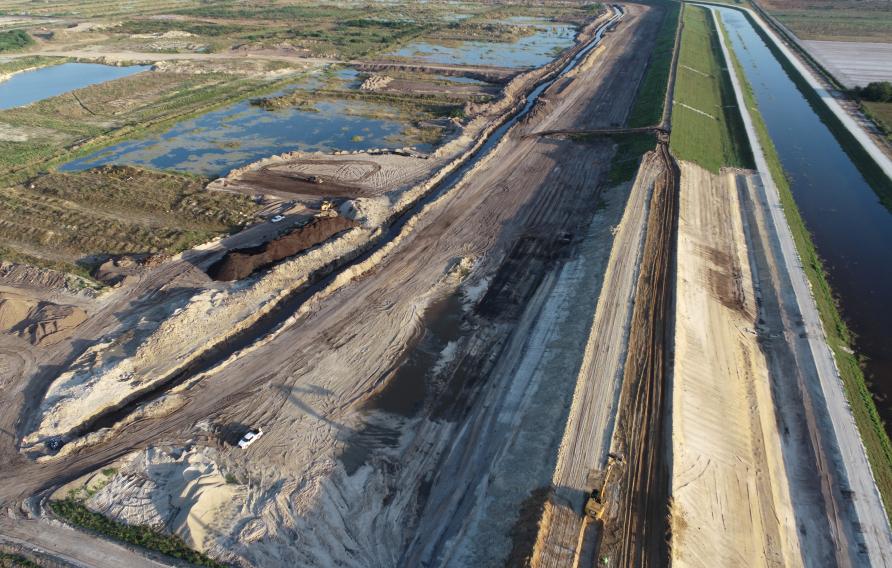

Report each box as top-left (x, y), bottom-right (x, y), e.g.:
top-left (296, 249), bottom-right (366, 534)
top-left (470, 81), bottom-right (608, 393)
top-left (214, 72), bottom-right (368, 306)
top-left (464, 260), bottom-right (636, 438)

top-left (760, 0), bottom-right (892, 42)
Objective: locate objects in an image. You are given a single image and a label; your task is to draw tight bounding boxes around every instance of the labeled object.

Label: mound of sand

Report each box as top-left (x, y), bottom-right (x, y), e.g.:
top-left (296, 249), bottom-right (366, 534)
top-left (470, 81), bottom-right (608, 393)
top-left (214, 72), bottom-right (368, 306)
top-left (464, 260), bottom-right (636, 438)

top-left (87, 446), bottom-right (244, 553)
top-left (0, 291), bottom-right (86, 346)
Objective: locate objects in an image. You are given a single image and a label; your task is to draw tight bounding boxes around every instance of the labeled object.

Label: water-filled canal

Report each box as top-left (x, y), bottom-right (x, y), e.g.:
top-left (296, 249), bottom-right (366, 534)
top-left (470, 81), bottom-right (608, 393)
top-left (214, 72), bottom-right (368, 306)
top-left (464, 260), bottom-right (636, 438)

top-left (715, 6), bottom-right (892, 422)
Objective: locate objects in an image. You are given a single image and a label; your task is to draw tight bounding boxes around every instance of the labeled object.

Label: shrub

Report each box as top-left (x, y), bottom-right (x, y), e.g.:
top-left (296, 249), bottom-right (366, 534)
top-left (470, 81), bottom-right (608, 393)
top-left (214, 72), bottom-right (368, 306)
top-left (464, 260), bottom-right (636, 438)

top-left (858, 81), bottom-right (892, 103)
top-left (0, 30), bottom-right (33, 52)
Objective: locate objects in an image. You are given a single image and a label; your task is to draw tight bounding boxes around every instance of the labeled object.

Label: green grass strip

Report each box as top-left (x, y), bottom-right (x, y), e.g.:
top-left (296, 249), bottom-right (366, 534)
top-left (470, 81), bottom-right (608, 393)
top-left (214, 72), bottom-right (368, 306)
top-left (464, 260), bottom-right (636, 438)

top-left (0, 29), bottom-right (33, 52)
top-left (720, 17), bottom-right (892, 520)
top-left (670, 5), bottom-right (752, 171)
top-left (627, 1), bottom-right (681, 128)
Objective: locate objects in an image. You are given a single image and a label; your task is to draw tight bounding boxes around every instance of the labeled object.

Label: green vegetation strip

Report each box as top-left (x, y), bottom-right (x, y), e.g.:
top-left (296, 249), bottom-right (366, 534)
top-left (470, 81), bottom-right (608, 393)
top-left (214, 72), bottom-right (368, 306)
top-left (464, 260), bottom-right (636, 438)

top-left (627, 0), bottom-right (680, 128)
top-left (719, 17), bottom-right (892, 519)
top-left (0, 56), bottom-right (68, 75)
top-left (607, 132), bottom-right (659, 184)
top-left (50, 499), bottom-right (227, 568)
top-left (862, 101), bottom-right (892, 142)
top-left (670, 5), bottom-right (751, 171)
top-left (0, 551), bottom-right (40, 568)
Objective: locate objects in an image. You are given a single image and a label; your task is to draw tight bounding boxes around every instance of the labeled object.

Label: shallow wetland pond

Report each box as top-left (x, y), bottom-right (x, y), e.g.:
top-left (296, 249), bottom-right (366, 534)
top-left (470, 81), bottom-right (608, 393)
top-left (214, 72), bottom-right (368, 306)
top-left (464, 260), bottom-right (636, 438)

top-left (0, 62), bottom-right (149, 110)
top-left (61, 85), bottom-right (435, 177)
top-left (389, 18), bottom-right (576, 68)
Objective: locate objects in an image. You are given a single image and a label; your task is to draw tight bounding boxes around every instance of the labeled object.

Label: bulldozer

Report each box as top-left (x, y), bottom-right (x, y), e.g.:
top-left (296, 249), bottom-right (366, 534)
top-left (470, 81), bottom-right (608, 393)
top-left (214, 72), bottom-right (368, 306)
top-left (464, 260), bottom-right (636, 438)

top-left (585, 453), bottom-right (622, 521)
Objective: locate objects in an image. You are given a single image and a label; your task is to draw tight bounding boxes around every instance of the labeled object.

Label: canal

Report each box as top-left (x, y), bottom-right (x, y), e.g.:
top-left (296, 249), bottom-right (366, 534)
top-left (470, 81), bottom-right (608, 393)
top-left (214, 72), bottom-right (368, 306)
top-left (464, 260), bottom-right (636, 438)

top-left (714, 6), bottom-right (892, 424)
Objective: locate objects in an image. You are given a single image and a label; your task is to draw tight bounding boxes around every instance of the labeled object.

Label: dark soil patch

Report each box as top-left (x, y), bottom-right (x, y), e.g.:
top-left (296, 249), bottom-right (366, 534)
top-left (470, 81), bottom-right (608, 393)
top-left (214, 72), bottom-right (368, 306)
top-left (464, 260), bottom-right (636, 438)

top-left (504, 486), bottom-right (552, 568)
top-left (207, 215), bottom-right (357, 281)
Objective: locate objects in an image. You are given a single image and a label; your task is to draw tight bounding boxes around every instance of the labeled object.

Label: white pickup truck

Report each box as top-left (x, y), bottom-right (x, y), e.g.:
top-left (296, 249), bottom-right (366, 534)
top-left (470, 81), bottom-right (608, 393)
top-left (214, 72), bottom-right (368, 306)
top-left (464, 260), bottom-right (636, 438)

top-left (237, 429), bottom-right (264, 449)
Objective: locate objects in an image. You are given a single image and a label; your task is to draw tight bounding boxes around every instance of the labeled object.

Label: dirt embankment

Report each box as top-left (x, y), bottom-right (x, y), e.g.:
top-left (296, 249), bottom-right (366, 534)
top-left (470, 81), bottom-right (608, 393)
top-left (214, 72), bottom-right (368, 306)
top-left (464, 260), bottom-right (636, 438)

top-left (599, 142), bottom-right (677, 566)
top-left (207, 215), bottom-right (357, 281)
top-left (670, 161), bottom-right (803, 567)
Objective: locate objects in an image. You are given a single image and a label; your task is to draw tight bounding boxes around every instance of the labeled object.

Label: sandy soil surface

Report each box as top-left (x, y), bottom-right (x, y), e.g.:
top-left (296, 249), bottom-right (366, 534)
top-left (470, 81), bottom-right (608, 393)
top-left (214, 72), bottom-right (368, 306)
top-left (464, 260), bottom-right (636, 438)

top-left (0, 519), bottom-right (172, 568)
top-left (2, 48), bottom-right (336, 67)
top-left (531, 5), bottom-right (663, 133)
top-left (0, 290), bottom-right (86, 346)
top-left (18, 12), bottom-right (609, 451)
top-left (82, 446), bottom-right (243, 553)
top-left (803, 40), bottom-right (892, 89)
top-left (670, 161), bottom-right (802, 567)
top-left (219, 151), bottom-right (435, 203)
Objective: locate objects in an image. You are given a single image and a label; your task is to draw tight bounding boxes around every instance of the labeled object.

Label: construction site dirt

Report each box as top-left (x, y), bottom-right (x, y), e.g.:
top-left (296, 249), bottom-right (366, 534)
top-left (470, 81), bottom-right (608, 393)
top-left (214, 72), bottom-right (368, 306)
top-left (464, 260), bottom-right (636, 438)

top-left (237, 160), bottom-right (383, 200)
top-left (0, 5), bottom-right (683, 566)
top-left (5, 0), bottom-right (889, 566)
top-left (600, 141), bottom-right (677, 567)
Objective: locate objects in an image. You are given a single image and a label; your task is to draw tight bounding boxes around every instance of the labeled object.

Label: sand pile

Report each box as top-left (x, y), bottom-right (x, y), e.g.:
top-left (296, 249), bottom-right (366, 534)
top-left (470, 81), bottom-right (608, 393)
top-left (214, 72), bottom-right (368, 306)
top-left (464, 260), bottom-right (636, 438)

top-left (87, 446), bottom-right (244, 553)
top-left (0, 291), bottom-right (86, 346)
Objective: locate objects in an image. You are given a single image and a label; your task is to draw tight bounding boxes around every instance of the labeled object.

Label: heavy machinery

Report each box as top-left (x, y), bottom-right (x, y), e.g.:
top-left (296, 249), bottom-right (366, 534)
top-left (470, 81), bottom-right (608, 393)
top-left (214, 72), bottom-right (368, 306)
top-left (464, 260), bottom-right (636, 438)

top-left (585, 453), bottom-right (622, 520)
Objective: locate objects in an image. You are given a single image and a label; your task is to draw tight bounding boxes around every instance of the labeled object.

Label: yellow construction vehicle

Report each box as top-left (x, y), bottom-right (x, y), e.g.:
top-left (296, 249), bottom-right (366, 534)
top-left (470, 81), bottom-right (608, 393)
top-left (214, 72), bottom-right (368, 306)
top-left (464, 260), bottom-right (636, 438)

top-left (585, 453), bottom-right (622, 521)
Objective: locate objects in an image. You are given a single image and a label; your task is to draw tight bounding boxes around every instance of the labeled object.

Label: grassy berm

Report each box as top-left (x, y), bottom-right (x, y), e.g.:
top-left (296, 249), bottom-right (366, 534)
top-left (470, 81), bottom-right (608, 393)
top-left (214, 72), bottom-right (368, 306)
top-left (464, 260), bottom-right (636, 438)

top-left (670, 4), bottom-right (752, 172)
top-left (0, 166), bottom-right (259, 274)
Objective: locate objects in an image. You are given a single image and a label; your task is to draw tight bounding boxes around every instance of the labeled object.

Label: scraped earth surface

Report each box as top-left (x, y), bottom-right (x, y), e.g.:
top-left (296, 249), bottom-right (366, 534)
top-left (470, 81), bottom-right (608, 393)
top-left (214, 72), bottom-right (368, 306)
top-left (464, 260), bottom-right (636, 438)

top-left (1, 3), bottom-right (887, 567)
top-left (670, 162), bottom-right (802, 566)
top-left (0, 290), bottom-right (86, 346)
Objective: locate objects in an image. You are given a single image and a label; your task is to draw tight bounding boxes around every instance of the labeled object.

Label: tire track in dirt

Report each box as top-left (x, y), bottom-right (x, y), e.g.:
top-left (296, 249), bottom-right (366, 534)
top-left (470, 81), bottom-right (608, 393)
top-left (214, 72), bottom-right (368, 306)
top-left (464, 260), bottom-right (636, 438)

top-left (600, 141), bottom-right (677, 567)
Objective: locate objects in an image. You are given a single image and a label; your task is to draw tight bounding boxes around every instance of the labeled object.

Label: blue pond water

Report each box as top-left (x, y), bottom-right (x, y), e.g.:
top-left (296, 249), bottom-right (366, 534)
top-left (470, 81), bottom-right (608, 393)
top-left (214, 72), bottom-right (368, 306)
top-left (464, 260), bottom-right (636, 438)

top-left (389, 20), bottom-right (576, 68)
top-left (61, 91), bottom-right (432, 177)
top-left (0, 62), bottom-right (149, 110)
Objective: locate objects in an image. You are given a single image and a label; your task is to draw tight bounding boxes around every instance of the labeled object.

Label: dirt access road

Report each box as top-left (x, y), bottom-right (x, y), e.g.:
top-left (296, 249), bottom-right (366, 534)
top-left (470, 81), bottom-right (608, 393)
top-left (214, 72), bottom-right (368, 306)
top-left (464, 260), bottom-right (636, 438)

top-left (4, 48), bottom-right (522, 81)
top-left (0, 519), bottom-right (173, 568)
top-left (0, 5), bottom-right (667, 567)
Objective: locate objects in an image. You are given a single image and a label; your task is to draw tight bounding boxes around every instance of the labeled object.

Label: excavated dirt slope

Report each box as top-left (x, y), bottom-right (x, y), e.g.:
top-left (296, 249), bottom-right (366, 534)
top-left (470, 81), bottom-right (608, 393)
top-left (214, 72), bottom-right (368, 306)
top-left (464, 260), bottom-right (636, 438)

top-left (207, 216), bottom-right (357, 281)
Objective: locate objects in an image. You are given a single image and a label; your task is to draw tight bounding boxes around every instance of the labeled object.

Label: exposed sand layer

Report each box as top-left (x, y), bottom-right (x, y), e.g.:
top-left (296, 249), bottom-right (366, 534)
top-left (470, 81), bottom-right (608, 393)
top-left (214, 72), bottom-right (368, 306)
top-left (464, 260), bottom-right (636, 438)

top-left (0, 9), bottom-right (679, 567)
top-left (82, 446), bottom-right (243, 553)
top-left (670, 161), bottom-right (801, 567)
top-left (22, 11), bottom-right (614, 451)
top-left (222, 152), bottom-right (433, 203)
top-left (0, 291), bottom-right (86, 346)
top-left (531, 147), bottom-right (656, 568)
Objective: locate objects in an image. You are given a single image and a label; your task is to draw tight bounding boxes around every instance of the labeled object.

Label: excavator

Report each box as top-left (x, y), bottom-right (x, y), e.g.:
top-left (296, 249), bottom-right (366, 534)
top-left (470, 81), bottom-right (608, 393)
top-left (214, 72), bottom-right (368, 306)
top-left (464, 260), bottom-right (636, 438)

top-left (585, 452), bottom-right (623, 521)
top-left (575, 453), bottom-right (624, 567)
